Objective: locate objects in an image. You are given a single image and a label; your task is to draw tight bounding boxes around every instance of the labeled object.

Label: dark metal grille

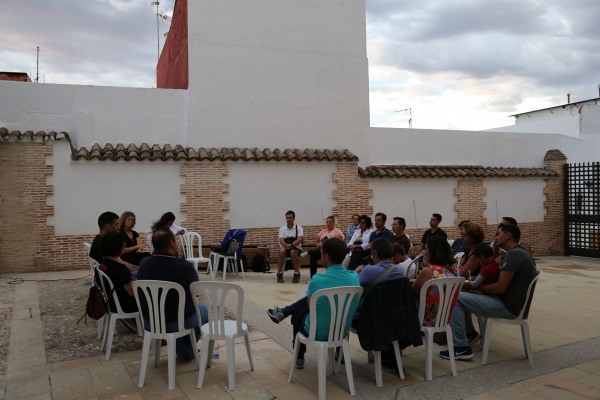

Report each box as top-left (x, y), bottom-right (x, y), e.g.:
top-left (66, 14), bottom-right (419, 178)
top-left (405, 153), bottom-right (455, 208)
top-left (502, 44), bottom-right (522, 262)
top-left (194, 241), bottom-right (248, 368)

top-left (564, 162), bottom-right (600, 257)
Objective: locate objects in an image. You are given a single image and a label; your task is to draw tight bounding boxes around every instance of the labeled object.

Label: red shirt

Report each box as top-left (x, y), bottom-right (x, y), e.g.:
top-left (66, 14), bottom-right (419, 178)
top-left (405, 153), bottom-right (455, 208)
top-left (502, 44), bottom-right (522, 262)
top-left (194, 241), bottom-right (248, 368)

top-left (479, 260), bottom-right (501, 285)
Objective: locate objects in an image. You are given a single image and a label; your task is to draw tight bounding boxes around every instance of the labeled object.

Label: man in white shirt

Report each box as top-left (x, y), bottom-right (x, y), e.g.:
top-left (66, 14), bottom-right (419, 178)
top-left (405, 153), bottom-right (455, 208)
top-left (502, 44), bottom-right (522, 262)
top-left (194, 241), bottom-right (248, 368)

top-left (277, 210), bottom-right (304, 284)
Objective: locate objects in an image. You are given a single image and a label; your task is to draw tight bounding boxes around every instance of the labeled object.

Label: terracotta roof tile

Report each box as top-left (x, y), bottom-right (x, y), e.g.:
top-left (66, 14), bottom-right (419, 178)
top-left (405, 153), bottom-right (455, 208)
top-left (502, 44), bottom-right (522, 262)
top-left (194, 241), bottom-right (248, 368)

top-left (358, 164), bottom-right (558, 179)
top-left (1, 128), bottom-right (358, 162)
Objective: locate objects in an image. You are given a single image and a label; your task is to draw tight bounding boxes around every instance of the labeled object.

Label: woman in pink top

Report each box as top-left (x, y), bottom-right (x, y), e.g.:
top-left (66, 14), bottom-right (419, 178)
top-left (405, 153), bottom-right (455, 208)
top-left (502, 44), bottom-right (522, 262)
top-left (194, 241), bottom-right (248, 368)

top-left (301, 216), bottom-right (344, 277)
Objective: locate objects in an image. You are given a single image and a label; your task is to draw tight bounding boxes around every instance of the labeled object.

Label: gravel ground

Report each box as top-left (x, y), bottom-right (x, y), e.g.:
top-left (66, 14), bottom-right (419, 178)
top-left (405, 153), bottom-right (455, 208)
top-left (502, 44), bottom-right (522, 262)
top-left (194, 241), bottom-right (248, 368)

top-left (38, 276), bottom-right (252, 364)
top-left (0, 283), bottom-right (15, 396)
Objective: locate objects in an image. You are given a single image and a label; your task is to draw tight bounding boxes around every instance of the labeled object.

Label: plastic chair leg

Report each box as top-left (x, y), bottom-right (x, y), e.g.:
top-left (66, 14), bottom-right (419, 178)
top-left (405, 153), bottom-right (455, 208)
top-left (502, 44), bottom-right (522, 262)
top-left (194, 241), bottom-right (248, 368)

top-left (226, 337), bottom-right (236, 391)
top-left (197, 336), bottom-right (211, 388)
top-left (521, 322), bottom-right (534, 368)
top-left (104, 316), bottom-right (117, 360)
top-left (328, 347), bottom-right (335, 374)
top-left (138, 334), bottom-right (152, 387)
top-left (167, 337), bottom-right (176, 390)
top-left (481, 319), bottom-right (494, 365)
top-left (446, 326), bottom-right (457, 377)
top-left (317, 345), bottom-right (328, 400)
top-left (154, 339), bottom-right (162, 366)
top-left (392, 340), bottom-right (405, 379)
top-left (243, 334), bottom-right (255, 371)
top-left (373, 351), bottom-right (383, 387)
top-left (207, 259), bottom-right (215, 281)
top-left (477, 315), bottom-right (486, 351)
top-left (288, 336), bottom-right (301, 382)
top-left (342, 340), bottom-right (356, 396)
top-left (136, 315), bottom-right (143, 337)
top-left (239, 259), bottom-right (245, 280)
top-left (97, 315), bottom-right (104, 339)
top-left (190, 329), bottom-right (200, 369)
top-left (424, 329), bottom-right (433, 380)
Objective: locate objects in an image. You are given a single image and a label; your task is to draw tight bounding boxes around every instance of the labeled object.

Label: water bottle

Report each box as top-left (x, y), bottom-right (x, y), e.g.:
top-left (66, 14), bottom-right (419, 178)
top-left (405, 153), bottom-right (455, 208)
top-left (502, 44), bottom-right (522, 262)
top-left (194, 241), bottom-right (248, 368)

top-left (212, 342), bottom-right (220, 363)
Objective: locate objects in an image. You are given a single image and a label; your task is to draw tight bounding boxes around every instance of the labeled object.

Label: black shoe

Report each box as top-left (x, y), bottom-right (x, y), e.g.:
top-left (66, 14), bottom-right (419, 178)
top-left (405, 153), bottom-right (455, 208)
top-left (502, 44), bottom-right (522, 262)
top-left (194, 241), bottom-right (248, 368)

top-left (292, 272), bottom-right (301, 284)
top-left (277, 272), bottom-right (284, 283)
top-left (467, 331), bottom-right (481, 346)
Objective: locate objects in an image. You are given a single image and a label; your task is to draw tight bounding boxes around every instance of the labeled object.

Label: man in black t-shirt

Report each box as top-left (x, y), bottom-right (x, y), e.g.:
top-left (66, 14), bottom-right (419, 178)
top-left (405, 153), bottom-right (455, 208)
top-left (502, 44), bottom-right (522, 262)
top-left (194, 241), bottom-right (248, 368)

top-left (137, 228), bottom-right (209, 360)
top-left (442, 223), bottom-right (537, 360)
top-left (415, 213), bottom-right (447, 254)
top-left (89, 211), bottom-right (120, 264)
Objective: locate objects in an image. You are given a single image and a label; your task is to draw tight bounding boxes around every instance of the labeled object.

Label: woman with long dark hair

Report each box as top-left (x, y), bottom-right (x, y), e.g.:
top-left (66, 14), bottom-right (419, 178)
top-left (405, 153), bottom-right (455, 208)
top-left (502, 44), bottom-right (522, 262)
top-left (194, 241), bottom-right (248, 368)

top-left (119, 211), bottom-right (151, 266)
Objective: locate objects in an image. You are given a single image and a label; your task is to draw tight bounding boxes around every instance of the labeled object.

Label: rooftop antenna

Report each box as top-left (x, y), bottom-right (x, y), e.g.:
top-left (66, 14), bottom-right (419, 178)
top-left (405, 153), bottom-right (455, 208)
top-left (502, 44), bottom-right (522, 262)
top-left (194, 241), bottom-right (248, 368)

top-left (598, 83), bottom-right (600, 98)
top-left (36, 46), bottom-right (39, 82)
top-left (395, 104), bottom-right (412, 128)
top-left (151, 2), bottom-right (160, 61)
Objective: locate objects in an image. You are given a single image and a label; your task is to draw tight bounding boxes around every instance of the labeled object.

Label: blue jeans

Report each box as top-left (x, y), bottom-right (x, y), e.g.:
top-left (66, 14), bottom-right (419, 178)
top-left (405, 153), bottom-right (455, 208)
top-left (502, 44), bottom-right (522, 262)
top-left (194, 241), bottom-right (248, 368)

top-left (450, 292), bottom-right (517, 347)
top-left (145, 303), bottom-right (208, 357)
top-left (281, 297), bottom-right (308, 318)
top-left (130, 271), bottom-right (138, 278)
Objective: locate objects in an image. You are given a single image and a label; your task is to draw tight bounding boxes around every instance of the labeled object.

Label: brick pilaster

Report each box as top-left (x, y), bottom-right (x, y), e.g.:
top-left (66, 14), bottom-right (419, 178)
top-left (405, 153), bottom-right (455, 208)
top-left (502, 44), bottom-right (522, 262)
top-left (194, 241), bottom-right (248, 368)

top-left (454, 179), bottom-right (487, 227)
top-left (332, 162), bottom-right (373, 229)
top-left (179, 163), bottom-right (230, 245)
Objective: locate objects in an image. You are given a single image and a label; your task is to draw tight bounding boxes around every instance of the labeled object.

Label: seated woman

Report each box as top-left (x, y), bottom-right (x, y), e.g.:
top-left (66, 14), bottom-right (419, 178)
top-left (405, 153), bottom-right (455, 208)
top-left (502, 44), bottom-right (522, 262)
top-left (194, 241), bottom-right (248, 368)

top-left (151, 212), bottom-right (187, 236)
top-left (99, 231), bottom-right (139, 316)
top-left (344, 215), bottom-right (374, 268)
top-left (411, 235), bottom-right (460, 327)
top-left (456, 221), bottom-right (485, 278)
top-left (119, 211), bottom-right (151, 266)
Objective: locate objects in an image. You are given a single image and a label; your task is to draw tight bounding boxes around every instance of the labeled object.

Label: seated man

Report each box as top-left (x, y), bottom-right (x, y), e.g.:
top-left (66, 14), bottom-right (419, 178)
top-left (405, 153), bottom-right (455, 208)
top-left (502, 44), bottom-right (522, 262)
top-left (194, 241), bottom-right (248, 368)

top-left (348, 212), bottom-right (394, 270)
top-left (345, 214), bottom-right (360, 245)
top-left (289, 238), bottom-right (359, 368)
top-left (137, 228), bottom-right (209, 361)
top-left (415, 213), bottom-right (447, 254)
top-left (300, 215), bottom-right (344, 278)
top-left (91, 211), bottom-right (139, 277)
top-left (89, 211), bottom-right (120, 264)
top-left (391, 217), bottom-right (412, 255)
top-left (491, 217), bottom-right (518, 263)
top-left (277, 210), bottom-right (304, 284)
top-left (354, 238), bottom-right (404, 316)
top-left (451, 220), bottom-right (471, 255)
top-left (442, 223), bottom-right (536, 360)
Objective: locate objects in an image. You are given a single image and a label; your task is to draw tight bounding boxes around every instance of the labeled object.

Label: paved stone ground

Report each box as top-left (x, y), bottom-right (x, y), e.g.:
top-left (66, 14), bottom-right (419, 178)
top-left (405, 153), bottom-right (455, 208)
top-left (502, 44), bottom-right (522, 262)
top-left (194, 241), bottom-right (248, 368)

top-left (1, 256), bottom-right (600, 399)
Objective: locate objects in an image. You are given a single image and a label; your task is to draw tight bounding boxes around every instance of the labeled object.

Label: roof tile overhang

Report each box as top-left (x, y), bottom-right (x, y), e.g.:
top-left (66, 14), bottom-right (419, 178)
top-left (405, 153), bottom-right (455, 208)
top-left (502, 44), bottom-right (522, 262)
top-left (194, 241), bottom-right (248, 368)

top-left (0, 128), bottom-right (358, 162)
top-left (358, 165), bottom-right (558, 179)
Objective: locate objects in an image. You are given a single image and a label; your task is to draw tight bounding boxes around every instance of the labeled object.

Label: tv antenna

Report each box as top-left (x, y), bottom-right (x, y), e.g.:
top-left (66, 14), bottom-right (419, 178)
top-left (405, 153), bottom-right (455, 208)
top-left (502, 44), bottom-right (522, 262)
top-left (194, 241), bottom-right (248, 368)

top-left (30, 46), bottom-right (45, 82)
top-left (395, 104), bottom-right (412, 128)
top-left (150, 2), bottom-right (172, 61)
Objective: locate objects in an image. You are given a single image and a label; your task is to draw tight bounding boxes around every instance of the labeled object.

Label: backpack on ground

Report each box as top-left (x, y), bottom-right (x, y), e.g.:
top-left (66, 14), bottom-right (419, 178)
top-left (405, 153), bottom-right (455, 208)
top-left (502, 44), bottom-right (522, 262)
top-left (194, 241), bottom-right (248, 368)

top-left (251, 253), bottom-right (270, 273)
top-left (77, 270), bottom-right (111, 325)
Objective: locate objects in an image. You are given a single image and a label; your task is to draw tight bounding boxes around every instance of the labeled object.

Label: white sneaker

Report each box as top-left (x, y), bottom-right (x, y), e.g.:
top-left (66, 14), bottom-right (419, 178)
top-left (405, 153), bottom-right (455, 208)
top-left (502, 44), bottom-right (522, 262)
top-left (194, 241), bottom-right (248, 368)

top-left (300, 252), bottom-right (308, 258)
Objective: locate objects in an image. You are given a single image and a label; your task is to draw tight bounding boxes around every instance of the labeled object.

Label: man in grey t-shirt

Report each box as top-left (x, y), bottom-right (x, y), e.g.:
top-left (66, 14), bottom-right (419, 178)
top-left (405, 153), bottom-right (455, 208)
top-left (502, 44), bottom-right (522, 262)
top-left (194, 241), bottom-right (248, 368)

top-left (441, 223), bottom-right (537, 360)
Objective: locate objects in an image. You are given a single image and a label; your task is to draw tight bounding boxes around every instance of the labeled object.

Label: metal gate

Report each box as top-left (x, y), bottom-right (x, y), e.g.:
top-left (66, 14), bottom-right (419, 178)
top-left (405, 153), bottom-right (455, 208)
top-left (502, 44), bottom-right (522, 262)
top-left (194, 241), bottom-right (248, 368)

top-left (564, 162), bottom-right (600, 257)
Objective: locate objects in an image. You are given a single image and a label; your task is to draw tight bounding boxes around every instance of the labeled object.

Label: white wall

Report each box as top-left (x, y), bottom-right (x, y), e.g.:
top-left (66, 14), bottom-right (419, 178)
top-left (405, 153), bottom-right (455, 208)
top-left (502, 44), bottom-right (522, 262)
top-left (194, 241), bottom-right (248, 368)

top-left (369, 179), bottom-right (458, 230)
top-left (186, 0), bottom-right (371, 162)
top-left (0, 81), bottom-right (188, 149)
top-left (46, 141), bottom-right (186, 235)
top-left (224, 162), bottom-right (337, 228)
top-left (486, 115), bottom-right (580, 138)
top-left (483, 179), bottom-right (546, 224)
top-left (369, 127), bottom-right (598, 166)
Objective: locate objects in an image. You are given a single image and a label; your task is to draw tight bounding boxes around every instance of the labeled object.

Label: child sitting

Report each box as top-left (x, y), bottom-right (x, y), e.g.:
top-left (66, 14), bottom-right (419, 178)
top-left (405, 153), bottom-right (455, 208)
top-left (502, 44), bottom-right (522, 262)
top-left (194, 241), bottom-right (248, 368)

top-left (469, 243), bottom-right (501, 288)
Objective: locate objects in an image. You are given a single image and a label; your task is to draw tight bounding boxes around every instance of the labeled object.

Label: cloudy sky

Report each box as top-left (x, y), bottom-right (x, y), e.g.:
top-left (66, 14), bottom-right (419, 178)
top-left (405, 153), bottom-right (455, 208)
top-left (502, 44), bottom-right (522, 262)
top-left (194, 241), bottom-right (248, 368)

top-left (1, 0), bottom-right (599, 131)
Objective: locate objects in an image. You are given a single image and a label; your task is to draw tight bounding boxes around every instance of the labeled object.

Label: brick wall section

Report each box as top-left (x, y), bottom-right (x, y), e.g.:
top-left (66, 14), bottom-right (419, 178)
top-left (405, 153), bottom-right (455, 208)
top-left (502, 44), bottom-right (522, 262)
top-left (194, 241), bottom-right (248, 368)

top-left (332, 162), bottom-right (373, 229)
top-left (541, 152), bottom-right (567, 255)
top-left (180, 163), bottom-right (230, 246)
top-left (0, 142), bottom-right (53, 272)
top-left (454, 179), bottom-right (487, 226)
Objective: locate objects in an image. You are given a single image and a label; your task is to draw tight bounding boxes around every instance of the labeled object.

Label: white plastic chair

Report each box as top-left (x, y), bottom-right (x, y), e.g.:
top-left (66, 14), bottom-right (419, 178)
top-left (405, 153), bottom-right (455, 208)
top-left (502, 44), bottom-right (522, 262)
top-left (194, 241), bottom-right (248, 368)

top-left (191, 281), bottom-right (254, 391)
top-left (88, 259), bottom-right (107, 340)
top-left (405, 257), bottom-right (420, 280)
top-left (180, 232), bottom-right (213, 274)
top-left (147, 233), bottom-right (154, 254)
top-left (288, 286), bottom-right (363, 400)
top-left (83, 242), bottom-right (91, 253)
top-left (133, 280), bottom-right (200, 390)
top-left (97, 269), bottom-right (143, 361)
top-left (477, 270), bottom-right (542, 368)
top-left (418, 277), bottom-right (464, 381)
top-left (217, 240), bottom-right (246, 281)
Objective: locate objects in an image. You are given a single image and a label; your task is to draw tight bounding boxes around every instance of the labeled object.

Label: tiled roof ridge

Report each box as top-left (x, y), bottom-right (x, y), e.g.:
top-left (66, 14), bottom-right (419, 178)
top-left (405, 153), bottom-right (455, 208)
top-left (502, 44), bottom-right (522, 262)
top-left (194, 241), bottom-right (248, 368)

top-left (0, 128), bottom-right (358, 162)
top-left (358, 164), bottom-right (559, 179)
